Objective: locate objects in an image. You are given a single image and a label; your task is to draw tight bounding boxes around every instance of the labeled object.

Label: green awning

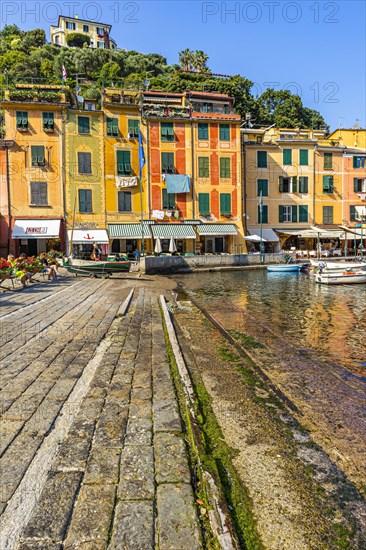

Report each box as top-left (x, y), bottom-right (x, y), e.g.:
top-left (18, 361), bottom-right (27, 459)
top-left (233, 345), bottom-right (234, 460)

top-left (151, 224), bottom-right (196, 239)
top-left (108, 223), bottom-right (153, 239)
top-left (197, 224), bottom-right (238, 236)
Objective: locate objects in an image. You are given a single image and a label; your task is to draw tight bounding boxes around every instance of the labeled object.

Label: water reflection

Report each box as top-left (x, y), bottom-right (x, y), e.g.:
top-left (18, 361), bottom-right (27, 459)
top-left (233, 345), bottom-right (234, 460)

top-left (174, 271), bottom-right (366, 375)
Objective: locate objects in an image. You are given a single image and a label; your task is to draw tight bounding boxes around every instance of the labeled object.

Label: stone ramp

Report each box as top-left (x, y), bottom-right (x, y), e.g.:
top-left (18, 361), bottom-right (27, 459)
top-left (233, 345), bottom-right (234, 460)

top-left (0, 280), bottom-right (201, 549)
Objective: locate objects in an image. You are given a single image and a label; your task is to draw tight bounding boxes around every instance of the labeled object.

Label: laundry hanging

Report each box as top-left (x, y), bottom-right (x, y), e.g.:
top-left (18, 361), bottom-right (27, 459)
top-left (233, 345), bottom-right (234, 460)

top-left (165, 174), bottom-right (191, 193)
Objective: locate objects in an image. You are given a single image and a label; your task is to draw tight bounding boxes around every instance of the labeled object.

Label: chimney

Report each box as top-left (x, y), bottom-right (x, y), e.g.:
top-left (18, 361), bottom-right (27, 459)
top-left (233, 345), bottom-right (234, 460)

top-left (75, 14), bottom-right (79, 19)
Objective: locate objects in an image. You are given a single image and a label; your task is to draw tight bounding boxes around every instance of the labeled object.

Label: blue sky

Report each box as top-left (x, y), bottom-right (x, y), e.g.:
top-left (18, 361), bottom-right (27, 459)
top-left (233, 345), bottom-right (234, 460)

top-left (2, 1), bottom-right (365, 130)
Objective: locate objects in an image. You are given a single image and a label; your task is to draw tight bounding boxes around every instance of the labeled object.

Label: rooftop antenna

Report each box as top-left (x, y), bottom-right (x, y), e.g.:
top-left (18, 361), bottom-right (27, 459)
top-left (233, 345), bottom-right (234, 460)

top-left (338, 117), bottom-right (344, 129)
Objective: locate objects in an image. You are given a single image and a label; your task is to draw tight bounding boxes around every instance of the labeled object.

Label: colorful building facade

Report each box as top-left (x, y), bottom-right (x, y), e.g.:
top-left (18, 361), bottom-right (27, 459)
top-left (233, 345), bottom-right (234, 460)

top-left (0, 84), bottom-right (67, 256)
top-left (50, 15), bottom-right (116, 49)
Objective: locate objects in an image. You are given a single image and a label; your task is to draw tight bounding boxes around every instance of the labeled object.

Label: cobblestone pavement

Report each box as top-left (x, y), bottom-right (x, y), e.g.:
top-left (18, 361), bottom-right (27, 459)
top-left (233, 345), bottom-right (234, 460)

top-left (0, 278), bottom-right (201, 549)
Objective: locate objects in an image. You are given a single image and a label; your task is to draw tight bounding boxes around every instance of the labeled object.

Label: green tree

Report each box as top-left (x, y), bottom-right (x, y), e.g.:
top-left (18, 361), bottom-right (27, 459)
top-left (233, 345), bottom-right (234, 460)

top-left (192, 50), bottom-right (209, 73)
top-left (179, 49), bottom-right (194, 71)
top-left (22, 29), bottom-right (46, 50)
top-left (66, 33), bottom-right (91, 48)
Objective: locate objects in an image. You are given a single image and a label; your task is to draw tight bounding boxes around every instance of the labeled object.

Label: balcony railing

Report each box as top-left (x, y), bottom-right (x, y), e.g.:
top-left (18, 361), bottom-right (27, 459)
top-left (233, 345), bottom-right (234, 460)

top-left (142, 104), bottom-right (191, 119)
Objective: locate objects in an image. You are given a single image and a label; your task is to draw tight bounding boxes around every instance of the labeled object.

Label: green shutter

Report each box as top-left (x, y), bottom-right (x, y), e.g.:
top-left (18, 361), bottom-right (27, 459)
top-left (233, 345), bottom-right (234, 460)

top-left (198, 157), bottom-right (209, 178)
top-left (162, 188), bottom-right (175, 209)
top-left (353, 156), bottom-right (358, 168)
top-left (78, 152), bottom-right (91, 174)
top-left (279, 176), bottom-right (284, 193)
top-left (162, 152), bottom-right (174, 173)
top-left (354, 178), bottom-right (361, 192)
top-left (283, 149), bottom-right (292, 165)
top-left (299, 176), bottom-right (308, 193)
top-left (78, 116), bottom-right (90, 134)
top-left (117, 150), bottom-right (131, 175)
top-left (128, 119), bottom-right (139, 138)
top-left (161, 122), bottom-right (174, 141)
top-left (31, 146), bottom-right (45, 166)
top-left (299, 149), bottom-right (308, 165)
top-left (279, 205), bottom-right (284, 223)
top-left (219, 124), bottom-right (230, 141)
top-left (257, 151), bottom-right (267, 168)
top-left (323, 206), bottom-right (333, 224)
top-left (258, 204), bottom-right (268, 224)
top-left (350, 205), bottom-right (356, 221)
top-left (292, 176), bottom-right (297, 193)
top-left (257, 179), bottom-right (268, 196)
top-left (220, 158), bottom-right (230, 178)
top-left (324, 153), bottom-right (333, 169)
top-left (42, 112), bottom-right (54, 130)
top-left (299, 205), bottom-right (308, 222)
top-left (118, 191), bottom-right (132, 211)
top-left (79, 189), bottom-right (92, 212)
top-left (292, 205), bottom-right (297, 222)
top-left (323, 175), bottom-right (333, 192)
top-left (198, 193), bottom-right (210, 215)
top-left (220, 193), bottom-right (231, 215)
top-left (107, 117), bottom-right (119, 136)
top-left (198, 123), bottom-right (208, 140)
top-left (16, 111), bottom-right (28, 129)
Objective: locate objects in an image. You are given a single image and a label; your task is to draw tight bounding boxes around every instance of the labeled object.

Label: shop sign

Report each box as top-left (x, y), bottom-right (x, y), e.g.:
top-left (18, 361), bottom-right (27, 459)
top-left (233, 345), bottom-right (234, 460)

top-left (26, 227), bottom-right (47, 234)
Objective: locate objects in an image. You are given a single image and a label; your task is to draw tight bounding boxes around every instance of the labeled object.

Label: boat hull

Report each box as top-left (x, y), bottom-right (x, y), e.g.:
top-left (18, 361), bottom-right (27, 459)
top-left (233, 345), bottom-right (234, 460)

top-left (315, 271), bottom-right (366, 284)
top-left (267, 265), bottom-right (301, 272)
top-left (64, 259), bottom-right (130, 276)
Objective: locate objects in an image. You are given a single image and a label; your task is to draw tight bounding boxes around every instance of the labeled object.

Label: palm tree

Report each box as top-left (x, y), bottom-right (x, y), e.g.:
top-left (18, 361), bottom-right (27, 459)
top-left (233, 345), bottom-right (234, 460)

top-left (179, 49), bottom-right (193, 71)
top-left (192, 50), bottom-right (209, 73)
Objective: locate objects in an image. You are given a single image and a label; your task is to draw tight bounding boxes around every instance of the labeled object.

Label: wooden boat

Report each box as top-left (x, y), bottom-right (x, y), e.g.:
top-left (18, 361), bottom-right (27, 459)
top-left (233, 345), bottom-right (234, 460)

top-left (267, 264), bottom-right (301, 272)
top-left (63, 258), bottom-right (130, 277)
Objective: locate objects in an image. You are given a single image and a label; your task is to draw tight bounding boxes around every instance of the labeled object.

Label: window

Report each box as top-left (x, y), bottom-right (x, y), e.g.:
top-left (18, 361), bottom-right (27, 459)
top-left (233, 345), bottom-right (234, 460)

top-left (161, 152), bottom-right (175, 173)
top-left (257, 179), bottom-right (268, 197)
top-left (16, 111), bottom-right (28, 130)
top-left (257, 151), bottom-right (267, 168)
top-left (106, 117), bottom-right (118, 137)
top-left (84, 101), bottom-right (95, 111)
top-left (219, 124), bottom-right (230, 141)
top-left (161, 122), bottom-right (174, 142)
top-left (220, 193), bottom-right (231, 215)
top-left (283, 149), bottom-right (292, 165)
top-left (162, 189), bottom-right (175, 209)
top-left (299, 205), bottom-right (308, 223)
top-left (353, 156), bottom-right (366, 169)
top-left (198, 193), bottom-right (210, 215)
top-left (324, 152), bottom-right (333, 169)
top-left (323, 206), bottom-right (333, 225)
top-left (118, 191), bottom-right (132, 212)
top-left (83, 24), bottom-right (89, 32)
top-left (79, 189), bottom-right (92, 213)
top-left (220, 158), bottom-right (231, 178)
top-left (128, 119), bottom-right (139, 139)
top-left (198, 123), bottom-right (208, 140)
top-left (78, 116), bottom-right (90, 134)
top-left (198, 157), bottom-right (209, 178)
top-left (78, 152), bottom-right (92, 174)
top-left (42, 112), bottom-right (54, 131)
top-left (350, 205), bottom-right (357, 222)
top-left (299, 149), bottom-right (309, 166)
top-left (97, 41), bottom-right (105, 49)
top-left (96, 26), bottom-right (104, 35)
top-left (354, 178), bottom-right (366, 192)
top-left (279, 205), bottom-right (297, 223)
top-left (257, 204), bottom-right (268, 224)
top-left (66, 21), bottom-right (75, 30)
top-left (117, 150), bottom-right (131, 175)
top-left (299, 176), bottom-right (309, 193)
top-left (30, 182), bottom-right (47, 206)
top-left (279, 176), bottom-right (297, 193)
top-left (323, 175), bottom-right (334, 193)
top-left (31, 146), bottom-right (45, 167)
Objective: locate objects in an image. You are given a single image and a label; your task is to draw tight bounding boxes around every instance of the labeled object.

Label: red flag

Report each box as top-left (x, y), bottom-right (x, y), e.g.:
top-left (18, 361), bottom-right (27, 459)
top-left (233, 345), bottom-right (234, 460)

top-left (62, 65), bottom-right (67, 81)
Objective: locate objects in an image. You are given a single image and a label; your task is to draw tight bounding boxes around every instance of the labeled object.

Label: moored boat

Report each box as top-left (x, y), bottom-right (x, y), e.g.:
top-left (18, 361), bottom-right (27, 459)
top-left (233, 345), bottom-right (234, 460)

top-left (314, 268), bottom-right (366, 285)
top-left (267, 264), bottom-right (301, 272)
top-left (64, 258), bottom-right (130, 277)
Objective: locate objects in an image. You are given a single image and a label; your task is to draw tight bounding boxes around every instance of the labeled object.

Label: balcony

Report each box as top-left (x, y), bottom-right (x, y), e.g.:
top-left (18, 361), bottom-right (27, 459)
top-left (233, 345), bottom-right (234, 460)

top-left (142, 104), bottom-right (191, 119)
top-left (5, 85), bottom-right (66, 104)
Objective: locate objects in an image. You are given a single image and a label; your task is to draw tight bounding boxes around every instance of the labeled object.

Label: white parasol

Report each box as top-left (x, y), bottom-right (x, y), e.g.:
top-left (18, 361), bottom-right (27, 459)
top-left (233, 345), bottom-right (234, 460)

top-left (154, 237), bottom-right (162, 254)
top-left (169, 237), bottom-right (177, 253)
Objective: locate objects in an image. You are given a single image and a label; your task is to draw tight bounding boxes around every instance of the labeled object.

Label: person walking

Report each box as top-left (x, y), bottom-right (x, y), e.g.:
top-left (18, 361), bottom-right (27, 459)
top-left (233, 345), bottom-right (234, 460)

top-left (133, 248), bottom-right (140, 262)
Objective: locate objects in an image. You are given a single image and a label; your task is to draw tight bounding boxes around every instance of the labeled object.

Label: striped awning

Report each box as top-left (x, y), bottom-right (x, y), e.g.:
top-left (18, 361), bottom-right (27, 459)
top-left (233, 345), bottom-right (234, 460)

top-left (151, 224), bottom-right (196, 239)
top-left (108, 223), bottom-right (153, 239)
top-left (197, 224), bottom-right (238, 236)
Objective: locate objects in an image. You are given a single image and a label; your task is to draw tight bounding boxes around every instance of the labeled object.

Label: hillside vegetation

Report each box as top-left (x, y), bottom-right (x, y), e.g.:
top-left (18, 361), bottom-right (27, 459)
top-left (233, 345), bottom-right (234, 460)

top-left (0, 25), bottom-right (328, 130)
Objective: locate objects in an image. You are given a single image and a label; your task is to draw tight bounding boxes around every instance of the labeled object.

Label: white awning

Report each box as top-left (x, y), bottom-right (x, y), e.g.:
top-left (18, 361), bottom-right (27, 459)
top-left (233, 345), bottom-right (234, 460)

top-left (67, 229), bottom-right (109, 244)
top-left (249, 229), bottom-right (279, 242)
top-left (277, 228), bottom-right (346, 239)
top-left (339, 226), bottom-right (365, 238)
top-left (244, 235), bottom-right (267, 242)
top-left (12, 219), bottom-right (61, 239)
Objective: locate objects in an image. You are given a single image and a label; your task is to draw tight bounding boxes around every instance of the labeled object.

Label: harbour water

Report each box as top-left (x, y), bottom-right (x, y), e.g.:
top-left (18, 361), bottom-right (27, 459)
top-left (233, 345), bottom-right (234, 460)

top-left (175, 270), bottom-right (366, 377)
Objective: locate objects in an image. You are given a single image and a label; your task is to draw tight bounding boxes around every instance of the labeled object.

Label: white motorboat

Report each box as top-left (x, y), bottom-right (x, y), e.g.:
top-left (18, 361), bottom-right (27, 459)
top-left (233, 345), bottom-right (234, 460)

top-left (310, 259), bottom-right (366, 271)
top-left (313, 261), bottom-right (366, 284)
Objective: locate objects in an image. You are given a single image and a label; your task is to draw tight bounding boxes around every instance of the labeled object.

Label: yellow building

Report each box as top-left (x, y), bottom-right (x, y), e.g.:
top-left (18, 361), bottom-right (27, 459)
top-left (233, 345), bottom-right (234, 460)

top-left (65, 102), bottom-right (107, 257)
top-left (313, 144), bottom-right (344, 228)
top-left (0, 84), bottom-right (68, 255)
top-left (50, 15), bottom-right (117, 49)
top-left (328, 127), bottom-right (366, 149)
top-left (242, 127), bottom-right (327, 251)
